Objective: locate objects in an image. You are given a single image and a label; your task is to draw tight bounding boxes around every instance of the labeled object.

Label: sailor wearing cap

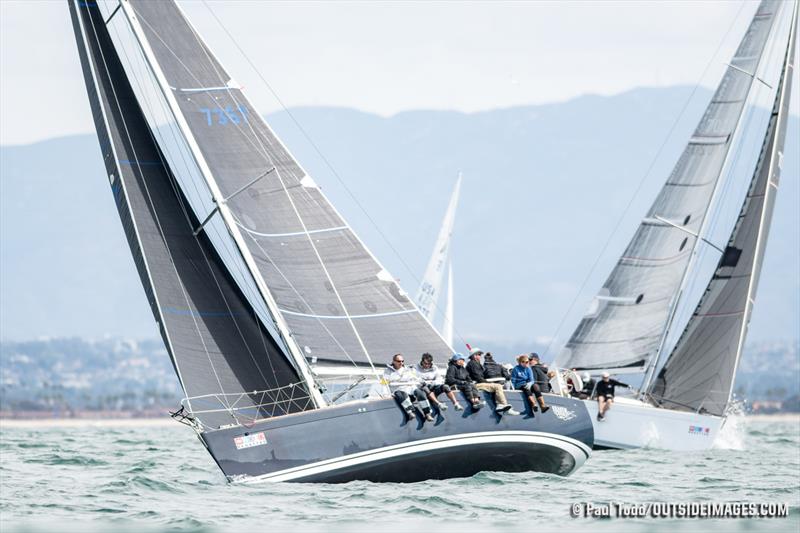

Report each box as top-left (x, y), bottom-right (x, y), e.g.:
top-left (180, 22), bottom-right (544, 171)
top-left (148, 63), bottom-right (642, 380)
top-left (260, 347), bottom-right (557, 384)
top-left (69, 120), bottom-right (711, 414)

top-left (444, 353), bottom-right (485, 410)
top-left (595, 372), bottom-right (630, 421)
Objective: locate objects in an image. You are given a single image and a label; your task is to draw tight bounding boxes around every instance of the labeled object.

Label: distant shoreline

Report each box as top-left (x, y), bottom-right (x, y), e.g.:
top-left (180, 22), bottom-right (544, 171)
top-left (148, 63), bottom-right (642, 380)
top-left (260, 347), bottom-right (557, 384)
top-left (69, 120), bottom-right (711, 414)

top-left (0, 418), bottom-right (178, 428)
top-left (1, 413), bottom-right (797, 428)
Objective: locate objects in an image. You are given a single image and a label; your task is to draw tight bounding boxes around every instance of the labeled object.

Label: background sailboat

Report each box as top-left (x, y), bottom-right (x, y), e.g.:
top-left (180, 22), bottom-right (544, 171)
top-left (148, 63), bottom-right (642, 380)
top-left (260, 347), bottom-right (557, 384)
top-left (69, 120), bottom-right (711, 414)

top-left (554, 0), bottom-right (797, 450)
top-left (416, 174), bottom-right (461, 348)
top-left (70, 0), bottom-right (592, 481)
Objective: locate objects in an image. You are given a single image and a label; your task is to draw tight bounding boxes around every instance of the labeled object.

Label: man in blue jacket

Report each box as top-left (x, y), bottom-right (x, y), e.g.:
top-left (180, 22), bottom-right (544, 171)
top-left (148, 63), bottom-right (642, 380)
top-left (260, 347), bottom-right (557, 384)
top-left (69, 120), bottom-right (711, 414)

top-left (511, 354), bottom-right (550, 414)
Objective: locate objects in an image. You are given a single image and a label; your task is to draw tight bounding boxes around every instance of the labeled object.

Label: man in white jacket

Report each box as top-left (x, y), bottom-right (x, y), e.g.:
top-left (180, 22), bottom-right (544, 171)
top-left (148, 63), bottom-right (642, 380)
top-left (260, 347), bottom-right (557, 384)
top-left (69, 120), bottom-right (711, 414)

top-left (383, 353), bottom-right (434, 422)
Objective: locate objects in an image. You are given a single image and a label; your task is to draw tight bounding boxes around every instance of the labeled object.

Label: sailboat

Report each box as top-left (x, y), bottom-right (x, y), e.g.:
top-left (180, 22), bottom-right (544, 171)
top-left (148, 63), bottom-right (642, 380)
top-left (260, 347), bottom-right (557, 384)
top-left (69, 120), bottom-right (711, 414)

top-left (416, 174), bottom-right (461, 348)
top-left (69, 0), bottom-right (592, 482)
top-left (554, 0), bottom-right (797, 450)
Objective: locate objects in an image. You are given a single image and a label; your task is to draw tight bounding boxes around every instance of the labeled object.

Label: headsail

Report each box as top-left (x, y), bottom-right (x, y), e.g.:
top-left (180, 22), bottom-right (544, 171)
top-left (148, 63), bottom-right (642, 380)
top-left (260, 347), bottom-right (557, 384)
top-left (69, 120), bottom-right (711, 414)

top-left (649, 1), bottom-right (797, 416)
top-left (109, 0), bottom-right (452, 374)
top-left (557, 1), bottom-right (782, 372)
top-left (416, 173), bottom-right (461, 346)
top-left (443, 262), bottom-right (455, 348)
top-left (70, 0), bottom-right (312, 429)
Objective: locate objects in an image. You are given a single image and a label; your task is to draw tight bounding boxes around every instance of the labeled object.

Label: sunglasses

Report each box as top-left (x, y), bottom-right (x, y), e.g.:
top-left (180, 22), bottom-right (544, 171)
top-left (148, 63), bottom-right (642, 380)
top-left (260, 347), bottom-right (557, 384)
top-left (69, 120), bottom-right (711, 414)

top-left (394, 359), bottom-right (404, 363)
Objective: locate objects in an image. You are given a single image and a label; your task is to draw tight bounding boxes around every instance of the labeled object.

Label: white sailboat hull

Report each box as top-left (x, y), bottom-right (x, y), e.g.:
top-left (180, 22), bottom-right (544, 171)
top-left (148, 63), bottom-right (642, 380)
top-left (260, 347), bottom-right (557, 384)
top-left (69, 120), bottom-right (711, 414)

top-left (582, 397), bottom-right (724, 451)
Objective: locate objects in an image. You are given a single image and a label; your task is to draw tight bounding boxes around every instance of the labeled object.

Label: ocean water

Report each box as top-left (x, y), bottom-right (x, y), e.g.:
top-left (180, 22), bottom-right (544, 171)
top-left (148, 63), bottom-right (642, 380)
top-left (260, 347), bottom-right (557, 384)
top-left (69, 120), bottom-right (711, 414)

top-left (0, 417), bottom-right (798, 532)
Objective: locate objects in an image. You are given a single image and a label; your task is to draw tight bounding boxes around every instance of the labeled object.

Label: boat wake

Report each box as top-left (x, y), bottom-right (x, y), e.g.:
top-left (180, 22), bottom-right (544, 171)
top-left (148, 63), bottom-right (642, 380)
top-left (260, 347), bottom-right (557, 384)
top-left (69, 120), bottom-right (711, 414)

top-left (713, 401), bottom-right (746, 450)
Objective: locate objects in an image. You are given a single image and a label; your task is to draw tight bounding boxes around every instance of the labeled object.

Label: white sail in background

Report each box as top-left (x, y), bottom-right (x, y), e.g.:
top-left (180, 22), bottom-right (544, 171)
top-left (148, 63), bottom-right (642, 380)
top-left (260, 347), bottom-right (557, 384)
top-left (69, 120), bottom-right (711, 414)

top-left (416, 174), bottom-right (461, 328)
top-left (443, 261), bottom-right (454, 348)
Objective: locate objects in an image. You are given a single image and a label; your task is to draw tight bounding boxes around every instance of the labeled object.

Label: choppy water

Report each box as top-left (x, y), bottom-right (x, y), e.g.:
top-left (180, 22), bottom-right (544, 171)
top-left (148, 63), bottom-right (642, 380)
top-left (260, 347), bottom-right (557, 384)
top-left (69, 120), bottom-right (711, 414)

top-left (1, 417), bottom-right (798, 532)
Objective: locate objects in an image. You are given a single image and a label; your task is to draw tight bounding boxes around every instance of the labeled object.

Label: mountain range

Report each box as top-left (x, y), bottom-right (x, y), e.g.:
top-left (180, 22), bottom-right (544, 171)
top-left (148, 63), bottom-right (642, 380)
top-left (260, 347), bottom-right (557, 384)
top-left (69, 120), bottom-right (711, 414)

top-left (1, 86), bottom-right (798, 356)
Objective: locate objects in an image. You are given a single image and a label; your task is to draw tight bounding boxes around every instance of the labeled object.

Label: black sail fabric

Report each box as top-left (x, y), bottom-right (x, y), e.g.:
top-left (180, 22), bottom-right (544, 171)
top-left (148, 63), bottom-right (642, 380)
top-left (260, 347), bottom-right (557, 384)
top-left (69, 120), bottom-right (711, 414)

top-left (124, 0), bottom-right (452, 368)
top-left (70, 0), bottom-right (311, 428)
top-left (557, 0), bottom-right (780, 372)
top-left (649, 4), bottom-right (796, 416)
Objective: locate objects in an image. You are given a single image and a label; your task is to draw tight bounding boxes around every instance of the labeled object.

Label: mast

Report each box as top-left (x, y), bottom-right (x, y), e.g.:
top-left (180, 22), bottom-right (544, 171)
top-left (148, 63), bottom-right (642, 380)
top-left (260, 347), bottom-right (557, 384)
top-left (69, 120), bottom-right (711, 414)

top-left (116, 0), bottom-right (326, 408)
top-left (648, 0), bottom-right (797, 414)
top-left (557, 0), bottom-right (782, 374)
top-left (70, 0), bottom-right (313, 428)
top-left (642, 0), bottom-right (797, 395)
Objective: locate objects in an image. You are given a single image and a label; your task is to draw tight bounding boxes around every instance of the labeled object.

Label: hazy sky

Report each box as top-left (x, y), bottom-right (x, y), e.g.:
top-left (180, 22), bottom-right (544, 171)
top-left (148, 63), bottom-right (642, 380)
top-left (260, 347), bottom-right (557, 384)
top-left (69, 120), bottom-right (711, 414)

top-left (1, 0), bottom-right (790, 145)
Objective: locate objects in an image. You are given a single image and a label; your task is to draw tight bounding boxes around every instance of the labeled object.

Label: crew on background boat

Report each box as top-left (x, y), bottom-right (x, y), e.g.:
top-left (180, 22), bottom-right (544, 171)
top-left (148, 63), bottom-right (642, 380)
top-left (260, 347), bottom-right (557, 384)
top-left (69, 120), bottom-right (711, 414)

top-left (529, 353), bottom-right (551, 393)
top-left (416, 352), bottom-right (463, 412)
top-left (445, 353), bottom-right (485, 410)
top-left (383, 354), bottom-right (434, 422)
top-left (595, 372), bottom-right (630, 421)
top-left (511, 354), bottom-right (550, 415)
top-left (579, 372), bottom-right (596, 400)
top-left (466, 348), bottom-right (517, 414)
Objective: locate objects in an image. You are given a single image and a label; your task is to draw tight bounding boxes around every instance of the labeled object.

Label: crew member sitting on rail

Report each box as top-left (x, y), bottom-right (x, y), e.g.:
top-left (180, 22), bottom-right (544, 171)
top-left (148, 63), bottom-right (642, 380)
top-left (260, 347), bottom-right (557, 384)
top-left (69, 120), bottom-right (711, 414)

top-left (445, 353), bottom-right (485, 410)
top-left (510, 354), bottom-right (550, 414)
top-left (529, 353), bottom-right (551, 393)
top-left (383, 353), bottom-right (434, 422)
top-left (416, 352), bottom-right (463, 412)
top-left (466, 349), bottom-right (519, 415)
top-left (595, 372), bottom-right (629, 421)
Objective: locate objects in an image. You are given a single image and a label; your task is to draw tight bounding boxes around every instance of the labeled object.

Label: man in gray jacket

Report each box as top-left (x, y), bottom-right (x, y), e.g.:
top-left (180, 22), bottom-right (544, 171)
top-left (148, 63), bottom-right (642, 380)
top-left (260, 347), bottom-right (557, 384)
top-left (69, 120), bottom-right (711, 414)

top-left (415, 352), bottom-right (463, 412)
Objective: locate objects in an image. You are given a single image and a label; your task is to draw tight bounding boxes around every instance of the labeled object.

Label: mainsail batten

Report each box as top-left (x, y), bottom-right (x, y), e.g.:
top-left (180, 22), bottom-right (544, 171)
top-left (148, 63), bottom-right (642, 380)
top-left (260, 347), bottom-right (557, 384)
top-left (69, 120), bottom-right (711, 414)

top-left (70, 0), bottom-right (313, 428)
top-left (557, 0), bottom-right (782, 373)
top-left (115, 0), bottom-right (452, 371)
top-left (649, 1), bottom-right (797, 416)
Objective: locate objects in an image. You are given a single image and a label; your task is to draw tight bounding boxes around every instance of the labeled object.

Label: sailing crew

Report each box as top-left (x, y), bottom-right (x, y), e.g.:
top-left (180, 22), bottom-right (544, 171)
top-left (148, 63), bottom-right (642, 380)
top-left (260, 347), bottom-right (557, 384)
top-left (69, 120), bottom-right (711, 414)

top-left (416, 352), bottom-right (463, 412)
top-left (511, 354), bottom-right (550, 414)
top-left (445, 353), bottom-right (485, 410)
top-left (595, 372), bottom-right (630, 421)
top-left (579, 372), bottom-right (596, 400)
top-left (529, 353), bottom-right (551, 393)
top-left (466, 349), bottom-right (519, 415)
top-left (383, 353), bottom-right (434, 422)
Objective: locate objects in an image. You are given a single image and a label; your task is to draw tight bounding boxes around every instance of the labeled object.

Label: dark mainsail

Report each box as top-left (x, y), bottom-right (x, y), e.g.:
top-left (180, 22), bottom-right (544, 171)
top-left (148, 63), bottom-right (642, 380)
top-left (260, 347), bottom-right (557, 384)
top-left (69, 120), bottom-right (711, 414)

top-left (649, 2), bottom-right (797, 416)
top-left (109, 0), bottom-right (453, 373)
top-left (557, 0), bottom-right (782, 373)
top-left (70, 0), bottom-right (312, 428)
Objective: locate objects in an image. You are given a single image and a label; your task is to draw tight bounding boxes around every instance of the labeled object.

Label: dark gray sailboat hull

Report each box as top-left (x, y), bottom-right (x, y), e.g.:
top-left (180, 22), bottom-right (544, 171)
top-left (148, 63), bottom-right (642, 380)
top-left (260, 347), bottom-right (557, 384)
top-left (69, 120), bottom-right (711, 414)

top-left (201, 394), bottom-right (593, 483)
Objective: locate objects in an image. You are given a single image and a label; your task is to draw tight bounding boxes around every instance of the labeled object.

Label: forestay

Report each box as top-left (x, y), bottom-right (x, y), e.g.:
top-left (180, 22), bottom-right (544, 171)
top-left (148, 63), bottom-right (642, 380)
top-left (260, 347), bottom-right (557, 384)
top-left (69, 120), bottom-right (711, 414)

top-left (557, 0), bottom-right (781, 372)
top-left (649, 1), bottom-right (796, 416)
top-left (70, 1), bottom-right (312, 429)
top-left (121, 0), bottom-right (452, 370)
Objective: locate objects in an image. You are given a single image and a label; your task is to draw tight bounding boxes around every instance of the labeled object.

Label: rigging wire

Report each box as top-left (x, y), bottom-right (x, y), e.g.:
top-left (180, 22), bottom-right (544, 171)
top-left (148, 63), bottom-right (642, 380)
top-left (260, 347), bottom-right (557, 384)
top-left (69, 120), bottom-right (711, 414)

top-left (540, 0), bottom-right (751, 361)
top-left (105, 13), bottom-right (294, 409)
top-left (199, 0), bottom-right (470, 351)
top-left (128, 5), bottom-right (376, 379)
top-left (82, 6), bottom-right (233, 416)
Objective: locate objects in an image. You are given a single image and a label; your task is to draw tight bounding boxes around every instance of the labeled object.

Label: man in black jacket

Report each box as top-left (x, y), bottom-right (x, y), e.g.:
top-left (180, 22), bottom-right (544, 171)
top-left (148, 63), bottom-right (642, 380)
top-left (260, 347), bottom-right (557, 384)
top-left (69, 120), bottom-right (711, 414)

top-left (445, 353), bottom-right (484, 410)
top-left (529, 353), bottom-right (551, 393)
top-left (595, 372), bottom-right (629, 421)
top-left (465, 349), bottom-right (518, 415)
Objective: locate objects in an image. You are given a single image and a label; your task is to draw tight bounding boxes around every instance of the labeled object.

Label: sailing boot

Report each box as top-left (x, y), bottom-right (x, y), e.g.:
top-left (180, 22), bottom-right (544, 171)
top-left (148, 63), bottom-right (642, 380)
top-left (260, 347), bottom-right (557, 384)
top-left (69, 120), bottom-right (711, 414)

top-left (538, 396), bottom-right (550, 413)
top-left (400, 397), bottom-right (416, 421)
top-left (531, 399), bottom-right (539, 412)
top-left (418, 399), bottom-right (435, 422)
